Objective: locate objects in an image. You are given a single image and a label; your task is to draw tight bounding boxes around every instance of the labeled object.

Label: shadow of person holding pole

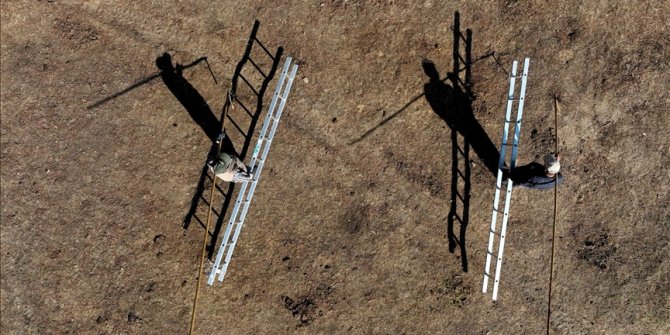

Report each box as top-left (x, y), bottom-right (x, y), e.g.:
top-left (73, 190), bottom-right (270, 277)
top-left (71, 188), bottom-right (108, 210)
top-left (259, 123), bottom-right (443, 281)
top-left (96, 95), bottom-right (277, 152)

top-left (156, 52), bottom-right (230, 147)
top-left (422, 63), bottom-right (499, 177)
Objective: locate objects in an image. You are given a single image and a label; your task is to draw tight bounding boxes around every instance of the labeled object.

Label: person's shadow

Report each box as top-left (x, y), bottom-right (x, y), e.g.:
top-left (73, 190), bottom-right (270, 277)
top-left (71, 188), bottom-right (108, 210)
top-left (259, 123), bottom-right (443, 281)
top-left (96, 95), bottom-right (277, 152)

top-left (422, 62), bottom-right (499, 176)
top-left (156, 52), bottom-right (234, 151)
top-left (509, 162), bottom-right (545, 183)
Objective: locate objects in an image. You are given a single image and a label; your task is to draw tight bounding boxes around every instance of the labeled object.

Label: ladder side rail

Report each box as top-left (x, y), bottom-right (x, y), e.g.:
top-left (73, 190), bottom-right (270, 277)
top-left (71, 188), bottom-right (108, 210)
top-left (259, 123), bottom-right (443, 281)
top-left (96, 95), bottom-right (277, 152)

top-left (250, 58), bottom-right (292, 165)
top-left (217, 210), bottom-right (248, 281)
top-left (244, 61), bottom-right (292, 208)
top-left (483, 60), bottom-right (518, 293)
top-left (259, 63), bottom-right (298, 162)
top-left (247, 63), bottom-right (298, 203)
top-left (491, 99), bottom-right (522, 298)
top-left (210, 61), bottom-right (289, 283)
top-left (509, 58), bottom-right (530, 169)
top-left (209, 60), bottom-right (288, 285)
top-left (208, 62), bottom-right (290, 284)
top-left (491, 58), bottom-right (528, 299)
top-left (492, 179), bottom-right (515, 300)
top-left (207, 180), bottom-right (250, 285)
top-left (212, 60), bottom-right (298, 284)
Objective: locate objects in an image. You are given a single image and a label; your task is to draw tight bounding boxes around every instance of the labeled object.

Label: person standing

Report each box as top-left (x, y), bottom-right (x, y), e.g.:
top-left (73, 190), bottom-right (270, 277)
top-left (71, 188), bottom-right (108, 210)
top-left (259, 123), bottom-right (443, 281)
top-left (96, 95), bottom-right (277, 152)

top-left (509, 153), bottom-right (564, 190)
top-left (208, 133), bottom-right (253, 183)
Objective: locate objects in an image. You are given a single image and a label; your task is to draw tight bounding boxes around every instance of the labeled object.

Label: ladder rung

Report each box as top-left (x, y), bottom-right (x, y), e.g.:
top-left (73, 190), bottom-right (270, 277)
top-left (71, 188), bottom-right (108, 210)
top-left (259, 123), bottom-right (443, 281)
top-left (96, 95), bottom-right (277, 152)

top-left (254, 37), bottom-right (275, 60)
top-left (239, 74), bottom-right (259, 96)
top-left (232, 95), bottom-right (253, 117)
top-left (457, 169), bottom-right (466, 179)
top-left (248, 58), bottom-right (267, 78)
top-left (455, 191), bottom-right (466, 202)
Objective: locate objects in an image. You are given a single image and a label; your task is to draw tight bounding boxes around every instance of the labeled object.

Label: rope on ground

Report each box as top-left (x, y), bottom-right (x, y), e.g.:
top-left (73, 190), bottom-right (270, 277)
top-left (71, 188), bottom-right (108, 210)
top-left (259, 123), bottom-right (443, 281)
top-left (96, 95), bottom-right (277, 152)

top-left (188, 92), bottom-right (233, 335)
top-left (546, 95), bottom-right (560, 335)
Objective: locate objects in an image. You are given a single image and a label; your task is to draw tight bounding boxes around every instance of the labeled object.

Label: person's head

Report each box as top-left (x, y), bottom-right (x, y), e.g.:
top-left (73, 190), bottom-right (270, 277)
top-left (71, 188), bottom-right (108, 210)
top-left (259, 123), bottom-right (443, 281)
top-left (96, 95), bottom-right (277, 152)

top-left (543, 153), bottom-right (561, 175)
top-left (156, 52), bottom-right (175, 71)
top-left (422, 59), bottom-right (440, 81)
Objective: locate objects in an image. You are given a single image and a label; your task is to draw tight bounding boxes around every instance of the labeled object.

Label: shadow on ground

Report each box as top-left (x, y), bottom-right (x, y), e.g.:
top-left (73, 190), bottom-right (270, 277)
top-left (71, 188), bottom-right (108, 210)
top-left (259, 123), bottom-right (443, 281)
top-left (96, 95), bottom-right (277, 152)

top-left (181, 20), bottom-right (283, 259)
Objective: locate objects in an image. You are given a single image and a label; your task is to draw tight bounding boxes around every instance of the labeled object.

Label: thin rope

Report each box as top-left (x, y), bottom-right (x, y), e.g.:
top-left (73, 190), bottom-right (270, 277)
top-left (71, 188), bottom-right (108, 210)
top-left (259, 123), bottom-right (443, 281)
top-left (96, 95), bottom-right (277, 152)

top-left (546, 96), bottom-right (560, 334)
top-left (189, 93), bottom-right (233, 335)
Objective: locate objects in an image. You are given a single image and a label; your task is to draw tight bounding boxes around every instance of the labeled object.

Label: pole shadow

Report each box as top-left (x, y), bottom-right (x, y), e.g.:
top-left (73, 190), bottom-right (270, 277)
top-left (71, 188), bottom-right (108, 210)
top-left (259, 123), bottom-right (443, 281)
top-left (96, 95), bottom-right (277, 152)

top-left (181, 20), bottom-right (283, 259)
top-left (87, 55), bottom-right (218, 110)
top-left (423, 11), bottom-right (499, 272)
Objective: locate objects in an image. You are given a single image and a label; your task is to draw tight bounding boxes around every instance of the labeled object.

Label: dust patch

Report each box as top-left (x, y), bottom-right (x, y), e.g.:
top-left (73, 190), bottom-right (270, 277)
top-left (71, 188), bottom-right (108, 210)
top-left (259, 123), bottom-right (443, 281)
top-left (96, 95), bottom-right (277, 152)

top-left (428, 273), bottom-right (472, 310)
top-left (340, 204), bottom-right (370, 234)
top-left (53, 17), bottom-right (100, 44)
top-left (577, 233), bottom-right (616, 270)
top-left (385, 151), bottom-right (446, 197)
top-left (280, 284), bottom-right (335, 327)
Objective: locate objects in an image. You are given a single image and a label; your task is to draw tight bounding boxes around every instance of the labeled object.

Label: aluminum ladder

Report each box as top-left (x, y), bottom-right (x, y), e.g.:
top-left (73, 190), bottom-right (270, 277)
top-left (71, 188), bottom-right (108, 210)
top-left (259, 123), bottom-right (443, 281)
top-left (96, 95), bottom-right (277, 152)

top-left (482, 58), bottom-right (530, 301)
top-left (208, 56), bottom-right (298, 285)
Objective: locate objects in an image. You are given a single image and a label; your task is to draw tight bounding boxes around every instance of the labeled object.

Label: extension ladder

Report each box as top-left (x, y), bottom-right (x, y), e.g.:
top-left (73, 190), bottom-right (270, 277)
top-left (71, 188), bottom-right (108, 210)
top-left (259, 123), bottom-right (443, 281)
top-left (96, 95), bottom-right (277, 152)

top-left (482, 58), bottom-right (530, 301)
top-left (208, 56), bottom-right (298, 285)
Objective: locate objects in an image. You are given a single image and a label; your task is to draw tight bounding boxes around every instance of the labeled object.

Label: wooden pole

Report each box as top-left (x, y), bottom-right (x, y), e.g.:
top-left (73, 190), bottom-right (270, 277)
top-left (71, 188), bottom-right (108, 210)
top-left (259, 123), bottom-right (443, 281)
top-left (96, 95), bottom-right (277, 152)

top-left (188, 92), bottom-right (233, 334)
top-left (546, 96), bottom-right (560, 334)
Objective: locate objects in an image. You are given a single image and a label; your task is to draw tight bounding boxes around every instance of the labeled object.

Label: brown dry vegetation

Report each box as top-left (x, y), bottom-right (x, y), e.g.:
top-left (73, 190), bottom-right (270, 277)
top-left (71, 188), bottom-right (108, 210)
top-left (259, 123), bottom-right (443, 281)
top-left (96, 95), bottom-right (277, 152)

top-left (2, 1), bottom-right (669, 334)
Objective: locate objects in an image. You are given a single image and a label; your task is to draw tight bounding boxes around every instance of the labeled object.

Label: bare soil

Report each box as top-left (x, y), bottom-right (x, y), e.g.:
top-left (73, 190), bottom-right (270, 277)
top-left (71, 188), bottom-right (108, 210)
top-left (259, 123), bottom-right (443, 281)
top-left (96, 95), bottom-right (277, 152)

top-left (2, 1), bottom-right (669, 334)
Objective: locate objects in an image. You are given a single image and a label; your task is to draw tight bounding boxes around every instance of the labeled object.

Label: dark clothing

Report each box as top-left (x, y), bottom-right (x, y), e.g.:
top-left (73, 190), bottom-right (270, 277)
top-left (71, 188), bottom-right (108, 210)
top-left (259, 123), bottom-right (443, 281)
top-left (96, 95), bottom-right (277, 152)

top-left (212, 152), bottom-right (234, 175)
top-left (510, 162), bottom-right (564, 190)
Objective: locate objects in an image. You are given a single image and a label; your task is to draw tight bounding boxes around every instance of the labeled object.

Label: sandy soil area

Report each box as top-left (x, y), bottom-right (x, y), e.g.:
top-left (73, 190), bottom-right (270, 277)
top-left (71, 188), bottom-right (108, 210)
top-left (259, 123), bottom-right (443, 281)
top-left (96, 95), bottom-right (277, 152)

top-left (2, 1), bottom-right (668, 334)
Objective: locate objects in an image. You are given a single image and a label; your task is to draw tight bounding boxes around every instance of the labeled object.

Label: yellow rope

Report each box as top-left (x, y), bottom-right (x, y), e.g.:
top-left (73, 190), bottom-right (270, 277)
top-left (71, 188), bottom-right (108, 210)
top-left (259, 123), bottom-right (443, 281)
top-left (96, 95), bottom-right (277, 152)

top-left (546, 96), bottom-right (560, 334)
top-left (188, 93), bottom-right (233, 335)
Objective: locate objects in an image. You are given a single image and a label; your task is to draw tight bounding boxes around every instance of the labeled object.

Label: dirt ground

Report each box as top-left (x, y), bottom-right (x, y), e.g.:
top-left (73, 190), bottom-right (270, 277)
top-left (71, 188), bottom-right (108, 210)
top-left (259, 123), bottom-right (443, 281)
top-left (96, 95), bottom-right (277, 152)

top-left (2, 1), bottom-right (669, 334)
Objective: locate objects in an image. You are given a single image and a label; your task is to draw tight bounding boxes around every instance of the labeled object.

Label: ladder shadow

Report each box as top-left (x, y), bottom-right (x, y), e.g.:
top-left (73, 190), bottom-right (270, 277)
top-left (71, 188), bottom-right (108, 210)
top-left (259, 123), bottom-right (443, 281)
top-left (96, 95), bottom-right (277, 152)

top-left (425, 11), bottom-right (497, 272)
top-left (181, 20), bottom-right (283, 260)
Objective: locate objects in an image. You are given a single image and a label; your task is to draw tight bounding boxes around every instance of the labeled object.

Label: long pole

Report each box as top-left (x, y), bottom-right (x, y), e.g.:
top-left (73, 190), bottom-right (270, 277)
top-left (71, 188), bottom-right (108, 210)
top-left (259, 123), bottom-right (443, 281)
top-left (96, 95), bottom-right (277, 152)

top-left (546, 96), bottom-right (560, 334)
top-left (188, 93), bottom-right (233, 334)
top-left (188, 166), bottom-right (218, 335)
